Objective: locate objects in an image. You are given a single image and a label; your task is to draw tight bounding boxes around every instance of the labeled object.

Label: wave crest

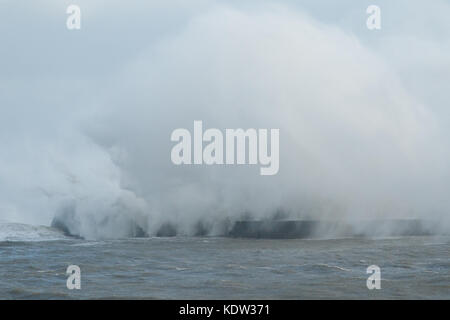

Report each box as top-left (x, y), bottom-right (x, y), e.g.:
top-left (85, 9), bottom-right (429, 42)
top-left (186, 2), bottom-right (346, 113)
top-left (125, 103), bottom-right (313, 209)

top-left (0, 222), bottom-right (69, 242)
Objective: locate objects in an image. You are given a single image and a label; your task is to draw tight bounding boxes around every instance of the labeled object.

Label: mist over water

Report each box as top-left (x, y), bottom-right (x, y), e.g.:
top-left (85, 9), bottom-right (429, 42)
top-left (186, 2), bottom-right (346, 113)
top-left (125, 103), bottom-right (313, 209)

top-left (1, 2), bottom-right (450, 240)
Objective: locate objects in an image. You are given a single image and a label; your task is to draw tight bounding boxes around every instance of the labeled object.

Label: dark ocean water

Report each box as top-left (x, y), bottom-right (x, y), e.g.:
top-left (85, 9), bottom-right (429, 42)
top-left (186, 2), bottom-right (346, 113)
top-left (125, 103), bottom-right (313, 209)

top-left (0, 227), bottom-right (449, 299)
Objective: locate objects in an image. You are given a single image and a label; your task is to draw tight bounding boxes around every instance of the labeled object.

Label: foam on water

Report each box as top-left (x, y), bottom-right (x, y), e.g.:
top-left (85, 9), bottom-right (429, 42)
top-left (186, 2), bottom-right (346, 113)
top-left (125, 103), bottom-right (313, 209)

top-left (0, 222), bottom-right (69, 242)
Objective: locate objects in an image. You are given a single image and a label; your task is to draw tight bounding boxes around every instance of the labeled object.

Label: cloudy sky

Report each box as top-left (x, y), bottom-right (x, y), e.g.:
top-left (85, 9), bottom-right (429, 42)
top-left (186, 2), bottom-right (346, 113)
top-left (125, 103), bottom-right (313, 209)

top-left (1, 1), bottom-right (449, 238)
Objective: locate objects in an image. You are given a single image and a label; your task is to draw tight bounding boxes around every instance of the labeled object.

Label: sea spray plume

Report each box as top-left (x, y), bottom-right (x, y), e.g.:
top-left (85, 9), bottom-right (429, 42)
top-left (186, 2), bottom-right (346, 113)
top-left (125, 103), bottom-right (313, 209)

top-left (1, 4), bottom-right (449, 239)
top-left (51, 6), bottom-right (450, 239)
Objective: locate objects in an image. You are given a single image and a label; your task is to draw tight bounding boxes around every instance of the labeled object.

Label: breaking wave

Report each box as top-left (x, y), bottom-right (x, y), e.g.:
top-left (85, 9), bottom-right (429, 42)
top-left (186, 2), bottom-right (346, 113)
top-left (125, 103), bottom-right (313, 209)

top-left (0, 222), bottom-right (69, 242)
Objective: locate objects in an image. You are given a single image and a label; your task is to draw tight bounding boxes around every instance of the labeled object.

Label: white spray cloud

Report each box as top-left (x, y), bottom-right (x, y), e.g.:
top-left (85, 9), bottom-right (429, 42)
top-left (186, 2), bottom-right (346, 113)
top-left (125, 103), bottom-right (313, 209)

top-left (1, 2), bottom-right (449, 238)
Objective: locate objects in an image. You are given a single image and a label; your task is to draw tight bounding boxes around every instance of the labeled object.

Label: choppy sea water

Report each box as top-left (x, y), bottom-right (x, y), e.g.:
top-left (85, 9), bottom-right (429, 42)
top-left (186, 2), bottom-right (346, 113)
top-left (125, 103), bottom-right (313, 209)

top-left (0, 224), bottom-right (449, 299)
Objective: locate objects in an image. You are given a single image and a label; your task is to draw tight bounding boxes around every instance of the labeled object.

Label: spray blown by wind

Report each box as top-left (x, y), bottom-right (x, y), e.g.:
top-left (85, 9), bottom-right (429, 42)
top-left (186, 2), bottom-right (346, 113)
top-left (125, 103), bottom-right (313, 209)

top-left (1, 4), bottom-right (449, 239)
